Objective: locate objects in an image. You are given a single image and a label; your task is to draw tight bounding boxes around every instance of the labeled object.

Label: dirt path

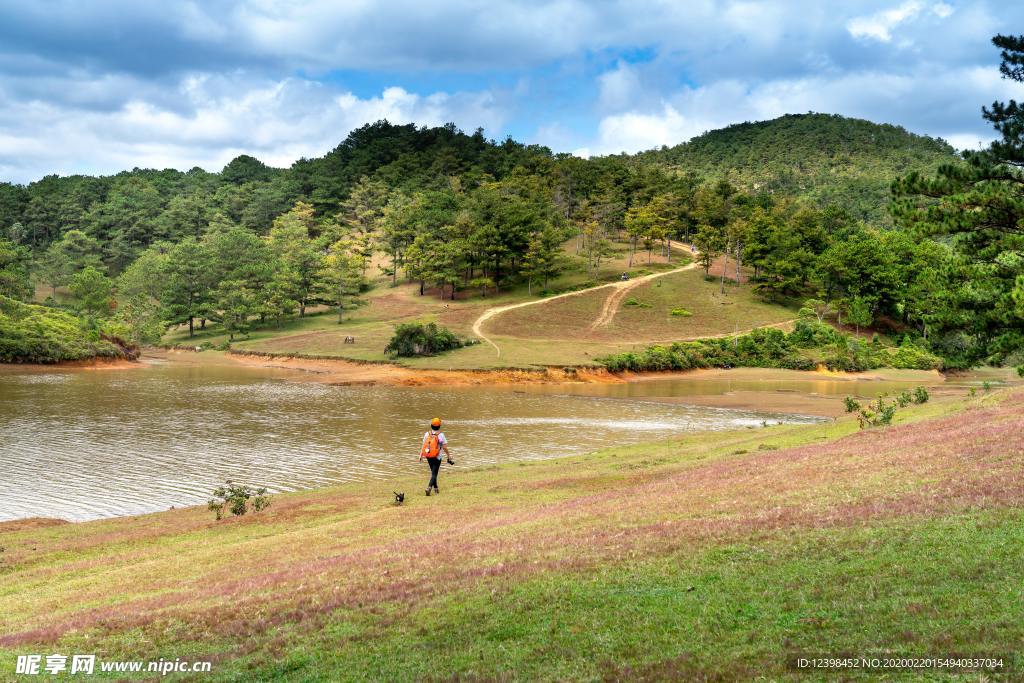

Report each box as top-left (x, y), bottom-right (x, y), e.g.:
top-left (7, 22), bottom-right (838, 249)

top-left (473, 242), bottom-right (698, 356)
top-left (590, 257), bottom-right (699, 330)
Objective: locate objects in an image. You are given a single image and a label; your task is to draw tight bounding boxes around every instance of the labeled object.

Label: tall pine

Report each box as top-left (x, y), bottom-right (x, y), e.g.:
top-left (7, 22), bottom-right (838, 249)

top-left (892, 34), bottom-right (1024, 366)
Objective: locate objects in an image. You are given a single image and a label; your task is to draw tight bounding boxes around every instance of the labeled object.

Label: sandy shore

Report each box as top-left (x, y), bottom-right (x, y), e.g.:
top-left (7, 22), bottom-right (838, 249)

top-left (225, 351), bottom-right (621, 386)
top-left (0, 356), bottom-right (142, 373)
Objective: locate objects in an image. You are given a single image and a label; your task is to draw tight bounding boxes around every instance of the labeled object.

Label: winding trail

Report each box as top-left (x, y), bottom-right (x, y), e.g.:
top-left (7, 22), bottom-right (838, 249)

top-left (473, 243), bottom-right (698, 357)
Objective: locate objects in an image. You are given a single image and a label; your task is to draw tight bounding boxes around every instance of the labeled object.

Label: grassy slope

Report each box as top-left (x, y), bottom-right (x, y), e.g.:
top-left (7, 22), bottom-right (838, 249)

top-left (1, 390), bottom-right (1021, 680)
top-left (489, 266), bottom-right (795, 344)
top-left (160, 243), bottom-right (796, 370)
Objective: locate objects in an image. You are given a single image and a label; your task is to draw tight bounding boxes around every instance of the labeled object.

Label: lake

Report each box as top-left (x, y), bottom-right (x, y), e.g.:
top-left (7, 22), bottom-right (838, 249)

top-left (0, 358), bottom-right (856, 521)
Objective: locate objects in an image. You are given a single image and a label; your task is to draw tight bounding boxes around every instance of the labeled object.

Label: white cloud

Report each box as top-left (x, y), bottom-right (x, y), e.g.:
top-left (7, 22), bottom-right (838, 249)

top-left (944, 133), bottom-right (988, 150)
top-left (1, 1), bottom-right (1022, 181)
top-left (595, 105), bottom-right (711, 153)
top-left (598, 61), bottom-right (644, 111)
top-left (846, 1), bottom-right (954, 43)
top-left (0, 76), bottom-right (507, 182)
top-left (585, 64), bottom-right (1023, 155)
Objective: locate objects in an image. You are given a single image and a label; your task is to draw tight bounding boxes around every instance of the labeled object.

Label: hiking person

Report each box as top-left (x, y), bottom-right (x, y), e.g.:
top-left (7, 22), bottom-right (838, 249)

top-left (419, 417), bottom-right (453, 496)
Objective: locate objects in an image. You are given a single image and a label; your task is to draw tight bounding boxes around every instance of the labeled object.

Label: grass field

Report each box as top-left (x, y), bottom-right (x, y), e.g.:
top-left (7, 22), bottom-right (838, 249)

top-left (159, 243), bottom-right (796, 370)
top-left (2, 389), bottom-right (1021, 680)
top-left (488, 266), bottom-right (796, 344)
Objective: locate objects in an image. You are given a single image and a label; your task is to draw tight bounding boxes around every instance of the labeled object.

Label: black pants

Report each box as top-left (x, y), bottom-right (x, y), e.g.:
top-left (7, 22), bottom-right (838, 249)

top-left (426, 456), bottom-right (441, 489)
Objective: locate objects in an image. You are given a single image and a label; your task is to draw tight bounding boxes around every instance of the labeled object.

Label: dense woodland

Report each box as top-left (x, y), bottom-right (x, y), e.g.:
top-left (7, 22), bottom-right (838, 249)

top-left (636, 113), bottom-right (955, 225)
top-left (2, 37), bottom-right (1024, 369)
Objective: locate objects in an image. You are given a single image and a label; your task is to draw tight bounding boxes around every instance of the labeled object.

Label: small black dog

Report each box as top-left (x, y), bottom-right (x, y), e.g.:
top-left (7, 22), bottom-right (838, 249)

top-left (393, 491), bottom-right (405, 505)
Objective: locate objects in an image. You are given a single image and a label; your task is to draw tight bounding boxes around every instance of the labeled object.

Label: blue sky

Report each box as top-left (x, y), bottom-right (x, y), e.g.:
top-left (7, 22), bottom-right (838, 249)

top-left (1, 0), bottom-right (1023, 183)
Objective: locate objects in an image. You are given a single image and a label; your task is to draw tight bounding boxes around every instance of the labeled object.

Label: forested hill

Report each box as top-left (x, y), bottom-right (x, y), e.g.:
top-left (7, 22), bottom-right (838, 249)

top-left (0, 115), bottom-right (959, 258)
top-left (633, 113), bottom-right (959, 223)
top-left (0, 122), bottom-right (557, 259)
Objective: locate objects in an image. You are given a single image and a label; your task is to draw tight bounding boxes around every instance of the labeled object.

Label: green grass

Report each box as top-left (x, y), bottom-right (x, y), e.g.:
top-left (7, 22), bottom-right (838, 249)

top-left (158, 242), bottom-right (722, 369)
top-left (247, 511), bottom-right (1023, 681)
top-left (1, 389), bottom-right (1021, 680)
top-left (608, 267), bottom-right (797, 340)
top-left (487, 266), bottom-right (794, 345)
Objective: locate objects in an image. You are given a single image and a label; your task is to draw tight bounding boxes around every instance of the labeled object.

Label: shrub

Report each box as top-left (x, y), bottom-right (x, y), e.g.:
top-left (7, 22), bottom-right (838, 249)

top-left (670, 308), bottom-right (692, 317)
top-left (843, 396), bottom-right (860, 413)
top-left (912, 386), bottom-right (930, 404)
top-left (598, 321), bottom-right (941, 374)
top-left (883, 343), bottom-right (943, 370)
top-left (788, 319), bottom-right (844, 348)
top-left (0, 294), bottom-right (131, 363)
top-left (856, 395), bottom-right (897, 429)
top-left (208, 484), bottom-right (271, 520)
top-left (623, 297), bottom-right (651, 308)
top-left (384, 322), bottom-right (465, 357)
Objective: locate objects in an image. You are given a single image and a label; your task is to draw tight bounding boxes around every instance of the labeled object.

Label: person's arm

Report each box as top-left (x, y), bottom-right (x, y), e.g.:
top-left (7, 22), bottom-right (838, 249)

top-left (442, 439), bottom-right (453, 463)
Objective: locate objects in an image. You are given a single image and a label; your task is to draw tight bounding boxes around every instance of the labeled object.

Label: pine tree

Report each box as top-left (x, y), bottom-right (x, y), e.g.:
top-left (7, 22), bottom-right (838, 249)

top-left (892, 34), bottom-right (1024, 365)
top-left (160, 238), bottom-right (215, 338)
top-left (321, 241), bottom-right (364, 322)
top-left (269, 202), bottom-right (323, 316)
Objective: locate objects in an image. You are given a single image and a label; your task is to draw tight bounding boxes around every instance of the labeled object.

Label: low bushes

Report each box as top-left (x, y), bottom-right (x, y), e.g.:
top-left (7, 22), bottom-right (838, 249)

top-left (0, 295), bottom-right (135, 363)
top-left (844, 387), bottom-right (928, 429)
top-left (384, 322), bottom-right (468, 357)
top-left (599, 320), bottom-right (943, 373)
top-left (208, 484), bottom-right (271, 520)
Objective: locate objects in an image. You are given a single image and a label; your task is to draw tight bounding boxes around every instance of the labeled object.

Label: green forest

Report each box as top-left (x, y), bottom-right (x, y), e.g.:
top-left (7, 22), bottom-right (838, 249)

top-left (1, 37), bottom-right (1024, 371)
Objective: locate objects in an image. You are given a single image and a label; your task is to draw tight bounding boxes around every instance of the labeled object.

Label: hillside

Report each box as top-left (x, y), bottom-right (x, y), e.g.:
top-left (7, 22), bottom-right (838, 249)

top-left (0, 115), bottom-right (994, 369)
top-left (634, 113), bottom-right (959, 224)
top-left (0, 295), bottom-right (136, 363)
top-left (0, 388), bottom-right (1020, 680)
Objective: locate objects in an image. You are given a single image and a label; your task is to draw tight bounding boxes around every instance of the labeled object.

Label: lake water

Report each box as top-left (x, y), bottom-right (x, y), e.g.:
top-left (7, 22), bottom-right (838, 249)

top-left (0, 359), bottom-right (846, 522)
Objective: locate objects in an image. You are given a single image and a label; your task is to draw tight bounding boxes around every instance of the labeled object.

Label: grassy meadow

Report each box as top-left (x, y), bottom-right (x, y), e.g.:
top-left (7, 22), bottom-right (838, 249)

top-left (160, 241), bottom-right (803, 370)
top-left (2, 388), bottom-right (1021, 680)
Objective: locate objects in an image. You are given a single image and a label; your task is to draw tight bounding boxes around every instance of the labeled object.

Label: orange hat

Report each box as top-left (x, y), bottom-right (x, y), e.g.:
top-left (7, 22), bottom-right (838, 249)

top-left (430, 417), bottom-right (442, 429)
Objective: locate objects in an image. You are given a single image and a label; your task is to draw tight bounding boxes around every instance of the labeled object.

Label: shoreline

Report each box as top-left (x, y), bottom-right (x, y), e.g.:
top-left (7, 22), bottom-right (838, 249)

top-left (0, 355), bottom-right (1005, 527)
top-left (223, 350), bottom-right (951, 387)
top-left (0, 356), bottom-right (142, 372)
top-left (1, 346), bottom-right (960, 388)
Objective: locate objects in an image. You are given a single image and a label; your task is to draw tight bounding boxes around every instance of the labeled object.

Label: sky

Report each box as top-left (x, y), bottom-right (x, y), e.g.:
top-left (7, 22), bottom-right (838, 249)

top-left (1, 0), bottom-right (1024, 184)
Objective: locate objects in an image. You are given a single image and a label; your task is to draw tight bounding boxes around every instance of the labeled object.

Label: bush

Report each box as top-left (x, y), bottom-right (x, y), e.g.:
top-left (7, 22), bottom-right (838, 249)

top-left (856, 395), bottom-right (898, 429)
top-left (670, 308), bottom-right (692, 317)
top-left (598, 321), bottom-right (941, 374)
top-left (384, 322), bottom-right (465, 357)
top-left (208, 484), bottom-right (271, 520)
top-left (623, 297), bottom-right (651, 308)
top-left (912, 386), bottom-right (929, 404)
top-left (883, 342), bottom-right (943, 370)
top-left (843, 396), bottom-right (860, 413)
top-left (0, 294), bottom-right (131, 363)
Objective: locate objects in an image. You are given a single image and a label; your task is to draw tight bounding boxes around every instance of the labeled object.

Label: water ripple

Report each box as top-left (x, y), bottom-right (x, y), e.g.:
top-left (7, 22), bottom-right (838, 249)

top-left (0, 364), bottom-right (824, 521)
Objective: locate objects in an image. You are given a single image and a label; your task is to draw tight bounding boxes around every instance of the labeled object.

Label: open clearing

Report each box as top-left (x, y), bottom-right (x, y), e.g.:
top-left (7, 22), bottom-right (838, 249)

top-left (161, 242), bottom-right (777, 369)
top-left (485, 265), bottom-right (796, 345)
top-left (1, 389), bottom-right (1021, 680)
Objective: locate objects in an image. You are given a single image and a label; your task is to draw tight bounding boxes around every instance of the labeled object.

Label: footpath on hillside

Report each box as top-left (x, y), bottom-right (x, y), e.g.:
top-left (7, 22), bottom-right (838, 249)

top-left (473, 242), bottom-right (698, 356)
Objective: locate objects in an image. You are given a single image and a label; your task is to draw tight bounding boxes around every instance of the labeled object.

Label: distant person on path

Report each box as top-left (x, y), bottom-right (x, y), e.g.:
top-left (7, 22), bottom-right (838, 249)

top-left (419, 417), bottom-right (453, 496)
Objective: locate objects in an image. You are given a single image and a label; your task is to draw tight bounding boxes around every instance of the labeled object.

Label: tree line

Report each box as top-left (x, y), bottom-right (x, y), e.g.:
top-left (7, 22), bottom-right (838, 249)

top-left (2, 37), bottom-right (1024, 372)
